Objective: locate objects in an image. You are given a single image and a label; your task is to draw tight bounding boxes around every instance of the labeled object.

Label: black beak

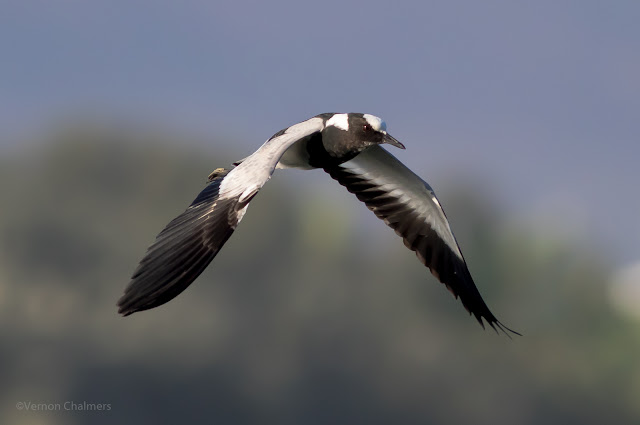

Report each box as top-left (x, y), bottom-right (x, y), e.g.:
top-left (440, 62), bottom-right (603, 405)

top-left (383, 133), bottom-right (406, 149)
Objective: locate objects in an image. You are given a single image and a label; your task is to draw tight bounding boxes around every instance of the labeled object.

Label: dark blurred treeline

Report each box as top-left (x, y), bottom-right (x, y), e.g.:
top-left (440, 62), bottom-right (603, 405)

top-left (1, 125), bottom-right (639, 425)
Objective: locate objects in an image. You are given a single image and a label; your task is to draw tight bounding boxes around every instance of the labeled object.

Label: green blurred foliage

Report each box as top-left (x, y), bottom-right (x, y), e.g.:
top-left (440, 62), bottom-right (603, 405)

top-left (1, 125), bottom-right (639, 425)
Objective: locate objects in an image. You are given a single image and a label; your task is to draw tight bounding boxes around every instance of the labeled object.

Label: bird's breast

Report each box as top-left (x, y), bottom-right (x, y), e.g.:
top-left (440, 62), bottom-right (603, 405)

top-left (307, 132), bottom-right (359, 168)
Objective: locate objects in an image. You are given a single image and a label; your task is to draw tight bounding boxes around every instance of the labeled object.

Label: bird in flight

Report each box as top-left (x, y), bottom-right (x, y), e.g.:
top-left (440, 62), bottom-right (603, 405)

top-left (118, 112), bottom-right (517, 335)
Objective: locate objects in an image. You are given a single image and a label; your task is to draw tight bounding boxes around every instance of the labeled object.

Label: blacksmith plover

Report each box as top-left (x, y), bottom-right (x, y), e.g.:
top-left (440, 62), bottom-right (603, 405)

top-left (118, 112), bottom-right (517, 335)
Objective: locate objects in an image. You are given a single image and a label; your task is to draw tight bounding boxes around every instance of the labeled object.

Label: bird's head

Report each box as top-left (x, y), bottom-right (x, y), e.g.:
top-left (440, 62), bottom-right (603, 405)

top-left (321, 113), bottom-right (405, 161)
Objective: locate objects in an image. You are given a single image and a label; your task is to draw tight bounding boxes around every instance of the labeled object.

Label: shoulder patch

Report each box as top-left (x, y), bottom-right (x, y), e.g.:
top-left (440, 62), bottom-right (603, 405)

top-left (325, 113), bottom-right (349, 131)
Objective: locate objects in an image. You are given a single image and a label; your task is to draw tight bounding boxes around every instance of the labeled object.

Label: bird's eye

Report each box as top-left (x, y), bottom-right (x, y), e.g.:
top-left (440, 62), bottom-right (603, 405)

top-left (363, 124), bottom-right (371, 132)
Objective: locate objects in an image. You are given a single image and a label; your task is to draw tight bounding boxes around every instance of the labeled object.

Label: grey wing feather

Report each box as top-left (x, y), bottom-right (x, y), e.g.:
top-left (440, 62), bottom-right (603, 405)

top-left (324, 146), bottom-right (517, 335)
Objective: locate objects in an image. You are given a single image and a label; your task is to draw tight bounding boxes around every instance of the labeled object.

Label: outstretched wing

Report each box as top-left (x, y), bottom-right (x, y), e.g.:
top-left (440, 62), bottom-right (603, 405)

top-left (118, 170), bottom-right (246, 315)
top-left (118, 116), bottom-right (325, 316)
top-left (324, 145), bottom-right (517, 335)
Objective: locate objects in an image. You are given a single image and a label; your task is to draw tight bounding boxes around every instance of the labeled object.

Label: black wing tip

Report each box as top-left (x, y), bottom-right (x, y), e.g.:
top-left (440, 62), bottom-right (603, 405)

top-left (116, 276), bottom-right (186, 317)
top-left (117, 293), bottom-right (168, 316)
top-left (476, 314), bottom-right (521, 338)
top-left (497, 321), bottom-right (522, 338)
top-left (116, 293), bottom-right (142, 316)
top-left (119, 308), bottom-right (135, 317)
top-left (447, 274), bottom-right (520, 338)
top-left (116, 279), bottom-right (168, 317)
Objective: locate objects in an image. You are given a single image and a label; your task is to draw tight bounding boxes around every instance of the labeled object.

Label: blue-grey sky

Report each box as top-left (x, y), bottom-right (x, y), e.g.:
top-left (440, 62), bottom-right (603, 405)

top-left (2, 0), bottom-right (639, 266)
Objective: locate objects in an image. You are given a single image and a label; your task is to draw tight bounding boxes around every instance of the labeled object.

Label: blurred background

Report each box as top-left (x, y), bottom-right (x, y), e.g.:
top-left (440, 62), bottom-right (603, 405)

top-left (2, 1), bottom-right (640, 424)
